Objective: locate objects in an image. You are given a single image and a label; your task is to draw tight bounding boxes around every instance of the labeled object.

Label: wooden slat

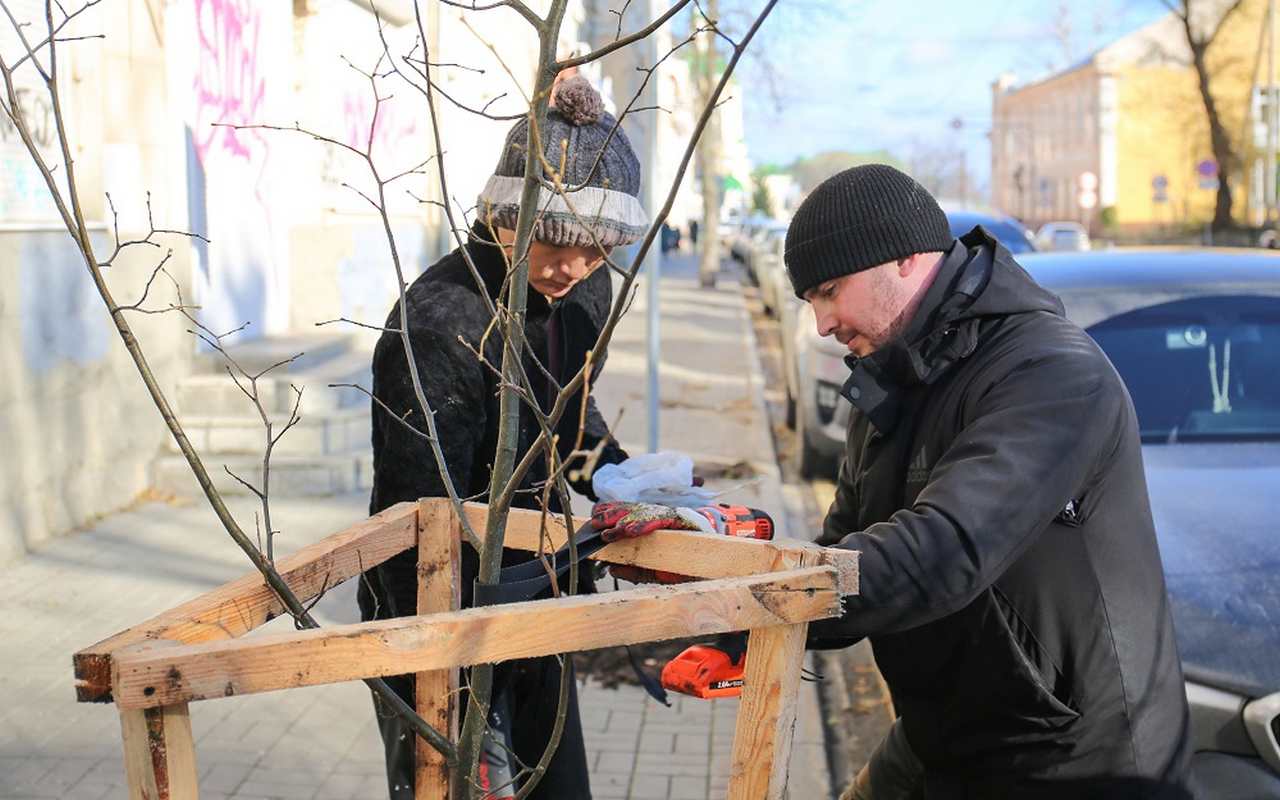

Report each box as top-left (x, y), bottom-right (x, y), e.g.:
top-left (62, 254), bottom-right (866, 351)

top-left (119, 702), bottom-right (199, 799)
top-left (75, 502), bottom-right (419, 702)
top-left (415, 501), bottom-right (461, 800)
top-left (726, 623), bottom-right (810, 800)
top-left (464, 501), bottom-right (859, 595)
top-left (111, 566), bottom-right (840, 710)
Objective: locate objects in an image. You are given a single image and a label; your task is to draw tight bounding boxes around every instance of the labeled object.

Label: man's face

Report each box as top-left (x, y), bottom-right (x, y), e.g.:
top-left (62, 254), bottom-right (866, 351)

top-left (498, 228), bottom-right (609, 299)
top-left (803, 260), bottom-right (915, 357)
top-left (526, 239), bottom-right (609, 299)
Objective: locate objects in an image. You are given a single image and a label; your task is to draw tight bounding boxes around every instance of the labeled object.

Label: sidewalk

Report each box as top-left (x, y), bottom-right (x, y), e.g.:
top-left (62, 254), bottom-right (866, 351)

top-left (0, 253), bottom-right (831, 799)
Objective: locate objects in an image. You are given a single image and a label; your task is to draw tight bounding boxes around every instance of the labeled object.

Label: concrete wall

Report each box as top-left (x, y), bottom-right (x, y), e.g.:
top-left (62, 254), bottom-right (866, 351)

top-left (0, 0), bottom-right (196, 565)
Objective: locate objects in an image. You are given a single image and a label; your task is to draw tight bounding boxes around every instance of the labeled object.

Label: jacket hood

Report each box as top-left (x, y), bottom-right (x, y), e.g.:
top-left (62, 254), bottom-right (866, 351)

top-left (955, 225), bottom-right (1064, 322)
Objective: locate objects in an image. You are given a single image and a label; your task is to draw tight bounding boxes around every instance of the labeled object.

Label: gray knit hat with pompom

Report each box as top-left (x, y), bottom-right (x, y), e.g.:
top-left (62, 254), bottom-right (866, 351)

top-left (476, 76), bottom-right (648, 248)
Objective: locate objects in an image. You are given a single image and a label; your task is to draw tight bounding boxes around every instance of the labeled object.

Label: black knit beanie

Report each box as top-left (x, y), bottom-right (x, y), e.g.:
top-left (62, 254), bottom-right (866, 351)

top-left (784, 164), bottom-right (954, 298)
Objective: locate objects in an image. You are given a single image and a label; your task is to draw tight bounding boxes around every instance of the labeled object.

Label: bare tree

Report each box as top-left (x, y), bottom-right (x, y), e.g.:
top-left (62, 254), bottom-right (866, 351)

top-left (1163, 0), bottom-right (1246, 231)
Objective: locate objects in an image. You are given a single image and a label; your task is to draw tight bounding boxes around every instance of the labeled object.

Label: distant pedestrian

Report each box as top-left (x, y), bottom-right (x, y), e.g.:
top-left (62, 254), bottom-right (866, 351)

top-left (688, 218), bottom-right (700, 247)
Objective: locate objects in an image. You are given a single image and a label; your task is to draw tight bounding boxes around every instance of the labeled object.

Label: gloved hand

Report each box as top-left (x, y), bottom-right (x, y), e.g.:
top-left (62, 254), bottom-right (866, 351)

top-left (590, 501), bottom-right (701, 543)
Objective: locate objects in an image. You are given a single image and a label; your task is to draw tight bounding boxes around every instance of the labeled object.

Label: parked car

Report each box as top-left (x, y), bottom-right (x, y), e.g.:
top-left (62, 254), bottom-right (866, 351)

top-left (728, 214), bottom-right (773, 266)
top-left (750, 223), bottom-right (789, 312)
top-left (1036, 220), bottom-right (1092, 251)
top-left (787, 246), bottom-right (1280, 796)
top-left (946, 209), bottom-right (1037, 253)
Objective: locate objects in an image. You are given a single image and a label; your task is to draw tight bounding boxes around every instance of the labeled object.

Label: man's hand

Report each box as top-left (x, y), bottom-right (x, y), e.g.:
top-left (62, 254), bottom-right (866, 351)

top-left (590, 501), bottom-right (701, 543)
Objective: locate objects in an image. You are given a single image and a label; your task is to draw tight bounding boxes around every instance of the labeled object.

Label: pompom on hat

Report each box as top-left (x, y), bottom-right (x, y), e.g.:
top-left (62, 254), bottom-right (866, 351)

top-left (476, 75), bottom-right (648, 248)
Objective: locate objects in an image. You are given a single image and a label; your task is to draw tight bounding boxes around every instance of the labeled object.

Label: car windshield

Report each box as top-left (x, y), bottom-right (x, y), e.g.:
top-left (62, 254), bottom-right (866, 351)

top-left (1087, 295), bottom-right (1280, 443)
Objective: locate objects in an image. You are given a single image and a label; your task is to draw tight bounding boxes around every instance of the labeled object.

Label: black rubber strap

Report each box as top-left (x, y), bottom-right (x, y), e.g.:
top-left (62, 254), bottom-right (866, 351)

top-left (472, 521), bottom-right (608, 607)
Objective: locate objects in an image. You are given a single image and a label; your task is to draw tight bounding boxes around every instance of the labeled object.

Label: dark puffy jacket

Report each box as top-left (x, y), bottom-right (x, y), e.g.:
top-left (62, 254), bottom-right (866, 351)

top-left (811, 229), bottom-right (1191, 798)
top-left (362, 225), bottom-right (626, 609)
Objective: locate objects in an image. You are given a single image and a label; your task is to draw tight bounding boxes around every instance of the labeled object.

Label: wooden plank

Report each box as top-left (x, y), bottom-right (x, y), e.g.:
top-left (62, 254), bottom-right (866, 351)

top-left (76, 502), bottom-right (419, 702)
top-left (119, 703), bottom-right (199, 799)
top-left (117, 645), bottom-right (199, 800)
top-left (467, 501), bottom-right (859, 595)
top-left (726, 623), bottom-right (810, 800)
top-left (415, 501), bottom-right (461, 800)
top-left (112, 567), bottom-right (840, 710)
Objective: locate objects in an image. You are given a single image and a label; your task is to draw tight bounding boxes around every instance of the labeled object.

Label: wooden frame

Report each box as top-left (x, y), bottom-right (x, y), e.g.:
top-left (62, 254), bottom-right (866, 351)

top-left (74, 499), bottom-right (859, 799)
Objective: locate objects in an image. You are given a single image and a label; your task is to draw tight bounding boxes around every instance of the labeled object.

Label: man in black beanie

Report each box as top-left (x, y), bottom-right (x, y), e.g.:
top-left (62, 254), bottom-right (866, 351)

top-left (786, 165), bottom-right (1191, 798)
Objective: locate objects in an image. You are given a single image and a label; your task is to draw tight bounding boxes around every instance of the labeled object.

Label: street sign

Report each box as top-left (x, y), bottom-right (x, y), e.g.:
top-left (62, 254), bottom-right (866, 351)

top-left (1197, 159), bottom-right (1219, 190)
top-left (1079, 171), bottom-right (1098, 191)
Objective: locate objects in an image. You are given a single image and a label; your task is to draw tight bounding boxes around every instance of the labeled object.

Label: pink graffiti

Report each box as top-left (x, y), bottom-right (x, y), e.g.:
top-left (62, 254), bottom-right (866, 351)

top-left (191, 0), bottom-right (267, 166)
top-left (339, 91), bottom-right (421, 166)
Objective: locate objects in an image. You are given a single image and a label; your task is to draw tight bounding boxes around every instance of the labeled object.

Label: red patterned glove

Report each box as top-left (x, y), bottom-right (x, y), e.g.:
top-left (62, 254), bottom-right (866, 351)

top-left (590, 501), bottom-right (701, 543)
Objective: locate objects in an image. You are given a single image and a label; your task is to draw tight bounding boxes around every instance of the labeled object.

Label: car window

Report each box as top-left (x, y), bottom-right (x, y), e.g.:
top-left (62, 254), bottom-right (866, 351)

top-left (1086, 295), bottom-right (1280, 443)
top-left (1052, 230), bottom-right (1082, 248)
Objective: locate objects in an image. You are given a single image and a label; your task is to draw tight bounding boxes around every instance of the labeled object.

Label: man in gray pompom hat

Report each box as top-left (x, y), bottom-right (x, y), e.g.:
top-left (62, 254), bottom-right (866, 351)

top-left (361, 76), bottom-right (646, 799)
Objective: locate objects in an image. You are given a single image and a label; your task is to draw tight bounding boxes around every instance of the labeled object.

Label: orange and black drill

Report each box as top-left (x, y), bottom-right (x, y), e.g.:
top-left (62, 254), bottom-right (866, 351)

top-left (658, 504), bottom-right (773, 699)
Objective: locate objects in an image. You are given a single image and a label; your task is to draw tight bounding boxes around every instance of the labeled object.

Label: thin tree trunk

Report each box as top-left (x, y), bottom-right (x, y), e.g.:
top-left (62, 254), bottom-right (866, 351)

top-left (1190, 41), bottom-right (1237, 229)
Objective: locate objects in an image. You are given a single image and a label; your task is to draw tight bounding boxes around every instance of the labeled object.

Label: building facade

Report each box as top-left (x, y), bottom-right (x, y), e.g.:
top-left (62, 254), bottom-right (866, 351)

top-left (991, 0), bottom-right (1272, 236)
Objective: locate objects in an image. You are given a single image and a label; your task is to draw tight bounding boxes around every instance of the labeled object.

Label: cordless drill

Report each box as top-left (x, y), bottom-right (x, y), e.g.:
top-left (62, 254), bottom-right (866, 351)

top-left (659, 504), bottom-right (773, 699)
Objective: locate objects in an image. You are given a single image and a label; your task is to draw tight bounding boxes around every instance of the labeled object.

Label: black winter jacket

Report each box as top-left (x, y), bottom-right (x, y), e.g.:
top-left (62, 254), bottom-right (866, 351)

top-left (811, 229), bottom-right (1191, 798)
top-left (362, 226), bottom-right (626, 612)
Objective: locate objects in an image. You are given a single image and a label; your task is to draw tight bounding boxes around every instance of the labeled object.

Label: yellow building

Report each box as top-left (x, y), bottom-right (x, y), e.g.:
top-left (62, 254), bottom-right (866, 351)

top-left (991, 0), bottom-right (1273, 236)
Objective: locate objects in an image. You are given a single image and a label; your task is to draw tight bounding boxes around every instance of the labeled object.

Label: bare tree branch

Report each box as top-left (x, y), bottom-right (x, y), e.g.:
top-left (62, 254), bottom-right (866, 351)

top-left (556, 0), bottom-right (692, 69)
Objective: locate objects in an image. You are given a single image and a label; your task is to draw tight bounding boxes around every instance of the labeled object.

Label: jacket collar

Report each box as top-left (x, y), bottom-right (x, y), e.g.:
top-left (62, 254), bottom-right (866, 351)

top-left (840, 238), bottom-right (990, 433)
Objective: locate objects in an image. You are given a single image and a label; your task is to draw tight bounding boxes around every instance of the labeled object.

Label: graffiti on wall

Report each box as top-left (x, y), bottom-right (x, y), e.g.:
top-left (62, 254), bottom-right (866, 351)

top-left (319, 83), bottom-right (425, 214)
top-left (191, 0), bottom-right (268, 170)
top-left (0, 55), bottom-right (63, 221)
top-left (178, 0), bottom-right (290, 340)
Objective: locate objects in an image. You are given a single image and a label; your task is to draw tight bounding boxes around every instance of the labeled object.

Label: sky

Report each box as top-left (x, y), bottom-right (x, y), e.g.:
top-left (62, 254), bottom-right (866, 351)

top-left (734, 0), bottom-right (1171, 192)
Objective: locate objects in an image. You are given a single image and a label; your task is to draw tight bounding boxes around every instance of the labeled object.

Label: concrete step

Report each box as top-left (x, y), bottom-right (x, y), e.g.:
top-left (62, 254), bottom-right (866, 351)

top-left (176, 349), bottom-right (373, 416)
top-left (166, 406), bottom-right (371, 457)
top-left (152, 451), bottom-right (374, 498)
top-left (192, 331), bottom-right (357, 375)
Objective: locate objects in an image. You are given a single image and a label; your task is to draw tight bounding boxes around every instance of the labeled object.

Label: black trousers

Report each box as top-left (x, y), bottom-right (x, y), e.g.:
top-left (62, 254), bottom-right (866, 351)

top-left (358, 550), bottom-right (593, 799)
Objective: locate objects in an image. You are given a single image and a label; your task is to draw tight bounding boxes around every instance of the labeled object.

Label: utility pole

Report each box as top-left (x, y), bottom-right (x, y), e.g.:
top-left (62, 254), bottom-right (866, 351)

top-left (645, 0), bottom-right (663, 452)
top-left (1269, 0), bottom-right (1277, 223)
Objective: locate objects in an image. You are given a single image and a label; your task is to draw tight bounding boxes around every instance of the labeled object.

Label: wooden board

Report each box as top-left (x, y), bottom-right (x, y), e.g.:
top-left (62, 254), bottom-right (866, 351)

top-left (462, 500), bottom-right (859, 595)
top-left (726, 623), bottom-right (810, 800)
top-left (111, 566), bottom-right (840, 710)
top-left (119, 695), bottom-right (198, 798)
top-left (75, 502), bottom-right (418, 702)
top-left (415, 501), bottom-right (462, 800)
